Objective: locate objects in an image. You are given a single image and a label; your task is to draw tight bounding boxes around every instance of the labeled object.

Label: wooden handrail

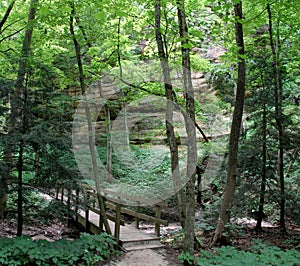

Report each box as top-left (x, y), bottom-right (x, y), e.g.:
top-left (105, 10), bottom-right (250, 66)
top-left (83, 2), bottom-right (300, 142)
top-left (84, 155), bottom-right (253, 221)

top-left (60, 184), bottom-right (168, 241)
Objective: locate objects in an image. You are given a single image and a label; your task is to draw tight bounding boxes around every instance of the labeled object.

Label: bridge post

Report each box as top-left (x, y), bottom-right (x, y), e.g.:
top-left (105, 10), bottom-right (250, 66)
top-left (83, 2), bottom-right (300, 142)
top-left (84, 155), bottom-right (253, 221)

top-left (155, 204), bottom-right (161, 237)
top-left (55, 187), bottom-right (59, 200)
top-left (61, 188), bottom-right (64, 201)
top-left (135, 202), bottom-right (140, 229)
top-left (75, 188), bottom-right (79, 223)
top-left (115, 203), bottom-right (121, 244)
top-left (98, 195), bottom-right (105, 232)
top-left (67, 189), bottom-right (71, 227)
top-left (85, 190), bottom-right (90, 231)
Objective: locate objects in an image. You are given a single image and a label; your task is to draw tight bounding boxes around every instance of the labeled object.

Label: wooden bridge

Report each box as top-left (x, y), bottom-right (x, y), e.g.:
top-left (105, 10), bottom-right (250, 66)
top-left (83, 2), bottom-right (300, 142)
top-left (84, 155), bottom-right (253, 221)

top-left (58, 185), bottom-right (168, 251)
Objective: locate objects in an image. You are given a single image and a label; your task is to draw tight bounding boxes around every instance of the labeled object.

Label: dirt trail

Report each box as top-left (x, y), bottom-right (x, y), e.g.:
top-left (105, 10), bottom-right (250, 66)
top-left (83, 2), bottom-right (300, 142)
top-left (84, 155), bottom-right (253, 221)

top-left (106, 249), bottom-right (182, 266)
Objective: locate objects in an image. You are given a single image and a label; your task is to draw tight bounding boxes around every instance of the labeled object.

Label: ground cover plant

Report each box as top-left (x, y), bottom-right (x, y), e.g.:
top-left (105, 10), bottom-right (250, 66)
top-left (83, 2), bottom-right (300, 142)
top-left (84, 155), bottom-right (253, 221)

top-left (163, 221), bottom-right (300, 266)
top-left (179, 241), bottom-right (300, 266)
top-left (0, 232), bottom-right (119, 266)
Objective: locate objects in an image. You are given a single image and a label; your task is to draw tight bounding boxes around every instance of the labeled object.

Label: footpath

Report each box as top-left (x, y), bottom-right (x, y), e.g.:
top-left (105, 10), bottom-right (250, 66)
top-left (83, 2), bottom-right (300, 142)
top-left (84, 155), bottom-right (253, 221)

top-left (105, 248), bottom-right (182, 266)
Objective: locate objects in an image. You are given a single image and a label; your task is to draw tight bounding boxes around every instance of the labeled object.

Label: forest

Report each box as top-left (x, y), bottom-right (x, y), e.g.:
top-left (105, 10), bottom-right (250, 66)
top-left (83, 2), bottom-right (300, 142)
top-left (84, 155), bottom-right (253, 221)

top-left (0, 0), bottom-right (299, 265)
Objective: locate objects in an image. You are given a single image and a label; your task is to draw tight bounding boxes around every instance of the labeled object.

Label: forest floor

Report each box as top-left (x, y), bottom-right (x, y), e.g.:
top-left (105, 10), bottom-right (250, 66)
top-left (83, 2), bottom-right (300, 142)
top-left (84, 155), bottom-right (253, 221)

top-left (0, 219), bottom-right (82, 241)
top-left (1, 214), bottom-right (299, 266)
top-left (109, 217), bottom-right (300, 265)
top-left (104, 248), bottom-right (182, 266)
top-left (0, 219), bottom-right (182, 265)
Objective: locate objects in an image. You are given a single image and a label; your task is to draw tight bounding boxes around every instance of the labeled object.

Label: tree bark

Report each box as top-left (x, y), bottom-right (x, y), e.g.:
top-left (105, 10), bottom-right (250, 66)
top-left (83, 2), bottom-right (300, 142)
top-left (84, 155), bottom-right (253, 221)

top-left (196, 156), bottom-right (209, 207)
top-left (16, 138), bottom-right (24, 236)
top-left (255, 101), bottom-right (267, 231)
top-left (209, 1), bottom-right (246, 247)
top-left (16, 82), bottom-right (29, 236)
top-left (69, 1), bottom-right (111, 235)
top-left (14, 0), bottom-right (38, 235)
top-left (106, 108), bottom-right (112, 176)
top-left (15, 0), bottom-right (37, 96)
top-left (267, 3), bottom-right (286, 233)
top-left (155, 0), bottom-right (186, 228)
top-left (176, 0), bottom-right (198, 255)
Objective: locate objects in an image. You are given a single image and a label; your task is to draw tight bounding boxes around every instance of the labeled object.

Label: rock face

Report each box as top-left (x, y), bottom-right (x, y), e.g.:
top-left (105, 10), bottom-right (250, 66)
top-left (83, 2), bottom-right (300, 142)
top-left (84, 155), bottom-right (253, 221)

top-left (191, 72), bottom-right (209, 100)
top-left (72, 41), bottom-right (230, 143)
top-left (206, 46), bottom-right (226, 62)
top-left (72, 70), bottom-right (212, 141)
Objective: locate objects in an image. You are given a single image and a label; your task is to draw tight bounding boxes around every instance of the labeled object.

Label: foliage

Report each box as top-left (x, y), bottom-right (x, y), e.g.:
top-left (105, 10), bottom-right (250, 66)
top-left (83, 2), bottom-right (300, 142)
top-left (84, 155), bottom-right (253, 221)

top-left (231, 3), bottom-right (300, 225)
top-left (190, 55), bottom-right (213, 72)
top-left (0, 232), bottom-right (119, 266)
top-left (96, 145), bottom-right (173, 199)
top-left (206, 63), bottom-right (235, 105)
top-left (178, 251), bottom-right (195, 265)
top-left (6, 189), bottom-right (49, 223)
top-left (5, 188), bottom-right (74, 225)
top-left (179, 240), bottom-right (300, 266)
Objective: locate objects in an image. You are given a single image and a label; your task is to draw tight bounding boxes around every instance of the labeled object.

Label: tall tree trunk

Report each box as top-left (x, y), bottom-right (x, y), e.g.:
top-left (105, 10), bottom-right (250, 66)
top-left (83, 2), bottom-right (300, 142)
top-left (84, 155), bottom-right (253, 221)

top-left (196, 156), bottom-right (209, 208)
top-left (256, 101), bottom-right (267, 231)
top-left (16, 138), bottom-right (24, 236)
top-left (16, 80), bottom-right (29, 236)
top-left (0, 182), bottom-right (7, 220)
top-left (155, 0), bottom-right (186, 228)
top-left (15, 0), bottom-right (37, 96)
top-left (14, 0), bottom-right (38, 235)
top-left (176, 0), bottom-right (198, 255)
top-left (106, 108), bottom-right (112, 176)
top-left (267, 4), bottom-right (285, 233)
top-left (69, 1), bottom-right (111, 235)
top-left (209, 1), bottom-right (246, 247)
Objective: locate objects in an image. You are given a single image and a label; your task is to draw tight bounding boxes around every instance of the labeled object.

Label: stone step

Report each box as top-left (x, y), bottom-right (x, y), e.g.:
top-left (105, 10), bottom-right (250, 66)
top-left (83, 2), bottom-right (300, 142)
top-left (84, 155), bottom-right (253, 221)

top-left (122, 237), bottom-right (164, 251)
top-left (124, 243), bottom-right (164, 251)
top-left (122, 237), bottom-right (163, 250)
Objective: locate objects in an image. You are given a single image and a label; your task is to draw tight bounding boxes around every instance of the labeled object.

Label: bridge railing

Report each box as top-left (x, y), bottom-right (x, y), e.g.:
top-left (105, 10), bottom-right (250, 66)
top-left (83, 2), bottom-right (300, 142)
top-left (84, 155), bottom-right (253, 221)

top-left (57, 185), bottom-right (168, 245)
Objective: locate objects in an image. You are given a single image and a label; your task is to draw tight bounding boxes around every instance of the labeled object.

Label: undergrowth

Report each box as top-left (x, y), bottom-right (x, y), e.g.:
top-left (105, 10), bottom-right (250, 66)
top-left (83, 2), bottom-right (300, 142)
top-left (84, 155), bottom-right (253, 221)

top-left (179, 240), bottom-right (300, 266)
top-left (0, 232), bottom-right (120, 266)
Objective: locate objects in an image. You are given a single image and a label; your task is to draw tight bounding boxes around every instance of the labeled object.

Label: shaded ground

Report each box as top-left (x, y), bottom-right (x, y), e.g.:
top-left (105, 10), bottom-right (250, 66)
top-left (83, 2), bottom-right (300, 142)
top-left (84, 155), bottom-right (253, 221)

top-left (1, 212), bottom-right (299, 266)
top-left (158, 221), bottom-right (300, 252)
top-left (0, 219), bottom-right (82, 241)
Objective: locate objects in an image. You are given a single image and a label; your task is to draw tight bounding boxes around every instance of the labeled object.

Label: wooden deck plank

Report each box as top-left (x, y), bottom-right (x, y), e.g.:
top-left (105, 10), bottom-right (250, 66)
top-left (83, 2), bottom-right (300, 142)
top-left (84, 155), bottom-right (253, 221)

top-left (76, 208), bottom-right (162, 248)
top-left (59, 192), bottom-right (164, 250)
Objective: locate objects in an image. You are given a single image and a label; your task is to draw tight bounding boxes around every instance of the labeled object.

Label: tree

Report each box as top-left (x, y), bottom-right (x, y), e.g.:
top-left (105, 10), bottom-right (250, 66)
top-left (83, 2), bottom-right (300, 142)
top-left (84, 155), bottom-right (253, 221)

top-left (266, 3), bottom-right (285, 233)
top-left (13, 0), bottom-right (38, 236)
top-left (0, 0), bottom-right (17, 221)
top-left (209, 1), bottom-right (246, 247)
top-left (69, 0), bottom-right (111, 235)
top-left (176, 0), bottom-right (198, 255)
top-left (232, 0), bottom-right (300, 232)
top-left (155, 0), bottom-right (187, 229)
top-left (0, 0), bottom-right (81, 231)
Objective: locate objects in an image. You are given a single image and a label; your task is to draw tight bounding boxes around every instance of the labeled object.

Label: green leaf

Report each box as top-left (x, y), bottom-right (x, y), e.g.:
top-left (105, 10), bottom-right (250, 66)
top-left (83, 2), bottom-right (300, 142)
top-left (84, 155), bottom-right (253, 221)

top-left (182, 43), bottom-right (193, 49)
top-left (94, 11), bottom-right (107, 20)
top-left (39, 7), bottom-right (50, 16)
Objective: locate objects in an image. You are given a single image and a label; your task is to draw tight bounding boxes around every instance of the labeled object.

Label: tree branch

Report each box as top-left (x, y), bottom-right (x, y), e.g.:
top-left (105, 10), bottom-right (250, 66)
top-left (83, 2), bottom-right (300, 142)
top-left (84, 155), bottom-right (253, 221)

top-left (0, 27), bottom-right (24, 44)
top-left (0, 0), bottom-right (16, 33)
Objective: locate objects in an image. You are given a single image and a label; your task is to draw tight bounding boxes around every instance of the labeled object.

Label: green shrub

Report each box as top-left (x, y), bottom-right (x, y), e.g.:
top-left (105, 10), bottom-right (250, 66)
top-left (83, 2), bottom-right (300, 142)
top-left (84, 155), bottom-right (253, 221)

top-left (0, 232), bottom-right (119, 266)
top-left (179, 241), bottom-right (300, 266)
